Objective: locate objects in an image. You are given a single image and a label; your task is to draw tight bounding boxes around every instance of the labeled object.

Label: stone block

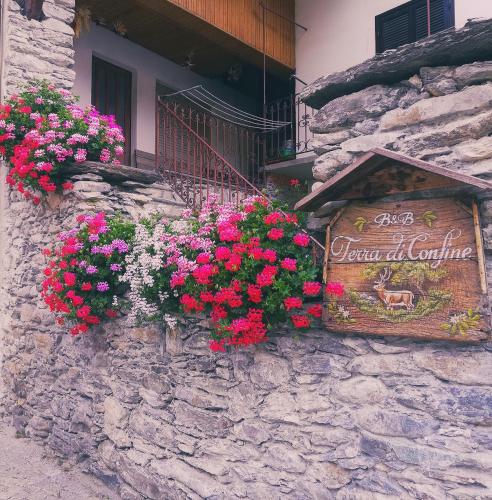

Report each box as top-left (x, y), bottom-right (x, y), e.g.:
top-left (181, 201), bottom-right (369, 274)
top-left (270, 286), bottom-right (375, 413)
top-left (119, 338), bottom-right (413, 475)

top-left (233, 420), bottom-right (271, 445)
top-left (396, 384), bottom-right (492, 425)
top-left (455, 136), bottom-right (492, 161)
top-left (151, 458), bottom-right (225, 498)
top-left (454, 60), bottom-right (492, 87)
top-left (172, 401), bottom-right (233, 438)
top-left (312, 150), bottom-right (354, 181)
top-left (355, 407), bottom-right (439, 438)
top-left (72, 181), bottom-right (112, 193)
top-left (264, 443), bottom-right (306, 473)
top-left (248, 351), bottom-right (290, 389)
top-left (334, 376), bottom-right (388, 404)
top-left (380, 83), bottom-right (492, 131)
top-left (413, 350), bottom-right (492, 385)
top-left (340, 131), bottom-right (403, 153)
top-left (311, 85), bottom-right (406, 133)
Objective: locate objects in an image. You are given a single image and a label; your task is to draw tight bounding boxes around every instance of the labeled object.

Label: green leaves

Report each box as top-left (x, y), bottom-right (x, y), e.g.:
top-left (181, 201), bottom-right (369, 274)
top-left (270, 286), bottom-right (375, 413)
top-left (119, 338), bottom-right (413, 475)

top-left (418, 210), bottom-right (437, 228)
top-left (353, 216), bottom-right (368, 233)
top-left (441, 309), bottom-right (481, 336)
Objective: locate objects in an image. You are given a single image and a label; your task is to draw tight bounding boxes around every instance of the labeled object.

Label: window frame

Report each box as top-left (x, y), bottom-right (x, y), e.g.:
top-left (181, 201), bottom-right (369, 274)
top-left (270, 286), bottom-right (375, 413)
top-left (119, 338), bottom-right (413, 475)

top-left (375, 0), bottom-right (455, 54)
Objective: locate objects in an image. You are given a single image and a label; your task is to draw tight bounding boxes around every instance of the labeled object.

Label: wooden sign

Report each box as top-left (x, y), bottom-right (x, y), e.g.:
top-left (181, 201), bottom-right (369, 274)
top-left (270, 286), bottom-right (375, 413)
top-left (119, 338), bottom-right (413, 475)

top-left (295, 148), bottom-right (492, 342)
top-left (324, 198), bottom-right (488, 341)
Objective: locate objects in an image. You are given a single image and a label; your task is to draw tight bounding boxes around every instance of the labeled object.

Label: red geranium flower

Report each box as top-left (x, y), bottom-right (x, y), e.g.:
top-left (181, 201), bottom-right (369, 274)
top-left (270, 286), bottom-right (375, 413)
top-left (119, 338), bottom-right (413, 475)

top-left (284, 296), bottom-right (303, 311)
top-left (267, 228), bottom-right (284, 240)
top-left (280, 258), bottom-right (297, 271)
top-left (326, 282), bottom-right (345, 297)
top-left (291, 314), bottom-right (311, 328)
top-left (307, 304), bottom-right (322, 318)
top-left (63, 272), bottom-right (76, 287)
top-left (303, 281), bottom-right (322, 296)
top-left (293, 233), bottom-right (310, 247)
top-left (215, 246), bottom-right (231, 261)
top-left (247, 284), bottom-right (262, 303)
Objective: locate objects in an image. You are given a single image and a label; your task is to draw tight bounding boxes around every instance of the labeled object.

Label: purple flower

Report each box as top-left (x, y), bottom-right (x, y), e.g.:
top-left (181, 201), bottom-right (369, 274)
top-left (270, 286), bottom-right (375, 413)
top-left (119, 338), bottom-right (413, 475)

top-left (88, 234), bottom-right (99, 242)
top-left (91, 246), bottom-right (101, 254)
top-left (110, 263), bottom-right (122, 272)
top-left (101, 244), bottom-right (113, 256)
top-left (111, 239), bottom-right (129, 254)
top-left (78, 260), bottom-right (87, 268)
top-left (96, 282), bottom-right (110, 292)
top-left (86, 265), bottom-right (98, 274)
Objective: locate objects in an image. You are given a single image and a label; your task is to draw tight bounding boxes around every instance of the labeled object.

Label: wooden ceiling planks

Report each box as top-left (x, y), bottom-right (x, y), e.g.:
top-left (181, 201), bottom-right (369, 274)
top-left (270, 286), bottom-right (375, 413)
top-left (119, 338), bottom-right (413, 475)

top-left (81, 0), bottom-right (294, 79)
top-left (167, 0), bottom-right (295, 67)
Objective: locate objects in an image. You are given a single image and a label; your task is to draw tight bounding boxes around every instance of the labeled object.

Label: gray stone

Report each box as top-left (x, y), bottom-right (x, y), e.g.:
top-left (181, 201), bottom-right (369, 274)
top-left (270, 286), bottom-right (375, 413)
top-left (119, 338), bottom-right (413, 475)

top-left (313, 150), bottom-right (354, 181)
top-left (300, 19), bottom-right (492, 108)
top-left (455, 136), bottom-right (492, 161)
top-left (292, 354), bottom-right (331, 374)
top-left (174, 386), bottom-right (228, 410)
top-left (172, 401), bottom-right (233, 438)
top-left (313, 130), bottom-right (352, 147)
top-left (234, 420), bottom-right (271, 444)
top-left (128, 407), bottom-right (174, 447)
top-left (311, 85), bottom-right (405, 133)
top-left (335, 376), bottom-right (388, 404)
top-left (355, 407), bottom-right (439, 438)
top-left (249, 351), bottom-right (290, 389)
top-left (336, 486), bottom-right (400, 500)
top-left (259, 392), bottom-right (300, 423)
top-left (348, 354), bottom-right (416, 376)
top-left (353, 119), bottom-right (379, 135)
top-left (72, 181), bottom-right (112, 193)
top-left (380, 83), bottom-right (492, 131)
top-left (420, 65), bottom-right (457, 96)
top-left (117, 455), bottom-right (171, 499)
top-left (455, 60), bottom-right (492, 87)
top-left (306, 462), bottom-right (351, 489)
top-left (42, 17), bottom-right (75, 35)
top-left (413, 350), bottom-right (492, 385)
top-left (151, 458), bottom-right (225, 497)
top-left (340, 131), bottom-right (403, 154)
top-left (398, 109), bottom-right (492, 156)
top-left (355, 471), bottom-right (404, 496)
top-left (264, 443), bottom-right (306, 473)
top-left (396, 385), bottom-right (492, 425)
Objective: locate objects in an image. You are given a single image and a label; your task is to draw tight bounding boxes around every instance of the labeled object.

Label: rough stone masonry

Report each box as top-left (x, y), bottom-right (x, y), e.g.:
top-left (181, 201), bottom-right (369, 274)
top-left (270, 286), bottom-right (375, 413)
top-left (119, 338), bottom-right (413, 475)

top-left (0, 9), bottom-right (492, 500)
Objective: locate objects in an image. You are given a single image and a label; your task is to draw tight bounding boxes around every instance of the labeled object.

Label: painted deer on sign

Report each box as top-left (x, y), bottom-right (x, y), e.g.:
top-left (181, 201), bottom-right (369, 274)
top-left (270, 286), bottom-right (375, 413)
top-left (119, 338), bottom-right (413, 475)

top-left (373, 267), bottom-right (415, 310)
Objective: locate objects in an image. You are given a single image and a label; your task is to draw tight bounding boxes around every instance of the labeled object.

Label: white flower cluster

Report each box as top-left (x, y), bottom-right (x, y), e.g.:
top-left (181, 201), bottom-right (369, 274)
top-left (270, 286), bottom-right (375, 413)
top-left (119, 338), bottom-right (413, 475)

top-left (163, 314), bottom-right (178, 330)
top-left (120, 223), bottom-right (168, 324)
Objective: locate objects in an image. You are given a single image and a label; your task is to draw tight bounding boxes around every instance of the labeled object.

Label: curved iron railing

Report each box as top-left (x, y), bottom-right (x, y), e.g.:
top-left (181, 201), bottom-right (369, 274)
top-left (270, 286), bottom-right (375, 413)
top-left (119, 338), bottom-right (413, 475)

top-left (156, 100), bottom-right (266, 211)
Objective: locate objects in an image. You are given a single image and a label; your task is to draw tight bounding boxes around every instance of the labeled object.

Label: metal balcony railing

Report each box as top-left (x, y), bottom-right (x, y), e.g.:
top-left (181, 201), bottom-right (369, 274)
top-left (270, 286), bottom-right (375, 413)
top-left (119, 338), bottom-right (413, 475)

top-left (156, 100), bottom-right (266, 211)
top-left (264, 93), bottom-right (315, 164)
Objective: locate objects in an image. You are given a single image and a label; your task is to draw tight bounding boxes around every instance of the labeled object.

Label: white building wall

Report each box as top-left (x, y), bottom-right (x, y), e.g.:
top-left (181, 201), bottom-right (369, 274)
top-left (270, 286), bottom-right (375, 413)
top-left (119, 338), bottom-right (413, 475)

top-left (295, 0), bottom-right (492, 91)
top-left (73, 24), bottom-right (254, 163)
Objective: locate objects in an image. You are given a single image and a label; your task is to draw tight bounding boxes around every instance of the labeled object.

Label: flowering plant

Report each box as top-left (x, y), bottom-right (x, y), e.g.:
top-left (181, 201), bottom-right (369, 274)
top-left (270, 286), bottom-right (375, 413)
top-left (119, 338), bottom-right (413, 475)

top-left (41, 212), bottom-right (134, 335)
top-left (0, 81), bottom-right (124, 204)
top-left (122, 196), bottom-right (343, 351)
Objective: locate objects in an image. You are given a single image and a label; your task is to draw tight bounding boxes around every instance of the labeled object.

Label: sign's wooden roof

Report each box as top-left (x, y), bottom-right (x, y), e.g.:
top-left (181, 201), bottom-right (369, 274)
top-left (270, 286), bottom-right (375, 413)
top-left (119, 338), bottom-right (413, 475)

top-left (295, 148), bottom-right (492, 211)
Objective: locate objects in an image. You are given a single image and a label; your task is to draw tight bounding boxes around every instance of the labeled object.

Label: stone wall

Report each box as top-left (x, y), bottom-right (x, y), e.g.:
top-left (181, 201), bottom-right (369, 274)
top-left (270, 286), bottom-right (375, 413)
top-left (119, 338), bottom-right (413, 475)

top-left (1, 15), bottom-right (492, 500)
top-left (2, 0), bottom-right (76, 96)
top-left (0, 164), bottom-right (491, 499)
top-left (307, 59), bottom-right (492, 292)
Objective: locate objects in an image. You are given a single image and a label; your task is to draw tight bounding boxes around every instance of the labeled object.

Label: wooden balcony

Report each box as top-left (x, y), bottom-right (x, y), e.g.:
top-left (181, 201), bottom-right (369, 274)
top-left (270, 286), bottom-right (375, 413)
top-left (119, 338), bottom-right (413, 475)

top-left (80, 0), bottom-right (295, 79)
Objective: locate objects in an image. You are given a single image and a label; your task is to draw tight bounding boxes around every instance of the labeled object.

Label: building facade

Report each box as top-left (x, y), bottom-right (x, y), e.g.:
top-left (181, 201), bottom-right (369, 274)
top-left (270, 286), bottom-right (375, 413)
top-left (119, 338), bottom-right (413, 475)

top-left (1, 2), bottom-right (492, 499)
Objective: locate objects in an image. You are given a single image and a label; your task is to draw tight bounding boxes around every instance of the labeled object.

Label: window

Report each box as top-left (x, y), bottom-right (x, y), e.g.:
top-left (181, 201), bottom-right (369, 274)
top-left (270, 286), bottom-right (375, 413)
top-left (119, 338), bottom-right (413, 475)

top-left (92, 56), bottom-right (132, 165)
top-left (375, 0), bottom-right (455, 54)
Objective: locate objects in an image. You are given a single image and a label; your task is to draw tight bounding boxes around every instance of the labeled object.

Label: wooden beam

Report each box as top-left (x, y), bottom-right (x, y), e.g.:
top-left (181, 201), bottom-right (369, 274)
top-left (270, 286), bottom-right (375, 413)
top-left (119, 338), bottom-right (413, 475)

top-left (472, 200), bottom-right (488, 294)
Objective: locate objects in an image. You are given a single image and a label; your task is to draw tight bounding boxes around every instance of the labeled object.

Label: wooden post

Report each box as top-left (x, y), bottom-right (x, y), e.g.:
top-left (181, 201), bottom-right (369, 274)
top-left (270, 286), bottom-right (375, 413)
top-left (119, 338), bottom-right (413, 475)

top-left (472, 200), bottom-right (487, 294)
top-left (323, 224), bottom-right (330, 283)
